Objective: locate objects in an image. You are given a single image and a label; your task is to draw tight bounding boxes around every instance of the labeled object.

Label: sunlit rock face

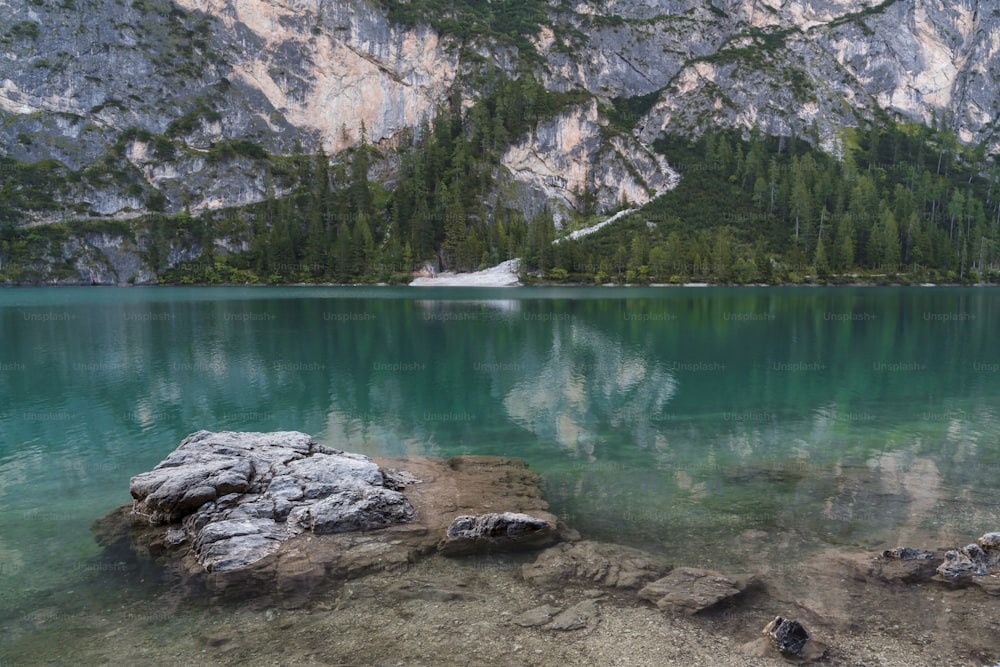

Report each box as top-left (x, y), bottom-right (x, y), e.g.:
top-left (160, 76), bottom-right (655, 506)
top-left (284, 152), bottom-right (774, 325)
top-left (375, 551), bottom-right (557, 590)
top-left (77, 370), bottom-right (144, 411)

top-left (171, 0), bottom-right (461, 155)
top-left (502, 100), bottom-right (679, 225)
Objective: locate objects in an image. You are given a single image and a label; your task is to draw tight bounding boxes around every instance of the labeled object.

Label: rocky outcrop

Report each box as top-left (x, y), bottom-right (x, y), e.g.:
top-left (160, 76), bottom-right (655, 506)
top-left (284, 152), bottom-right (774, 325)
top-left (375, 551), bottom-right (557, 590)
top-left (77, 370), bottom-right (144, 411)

top-left (635, 1), bottom-right (1000, 153)
top-left (97, 432), bottom-right (562, 597)
top-left (637, 567), bottom-right (756, 615)
top-left (170, 0), bottom-right (461, 156)
top-left (128, 430), bottom-right (416, 572)
top-left (5, 0), bottom-right (999, 237)
top-left (521, 540), bottom-right (670, 590)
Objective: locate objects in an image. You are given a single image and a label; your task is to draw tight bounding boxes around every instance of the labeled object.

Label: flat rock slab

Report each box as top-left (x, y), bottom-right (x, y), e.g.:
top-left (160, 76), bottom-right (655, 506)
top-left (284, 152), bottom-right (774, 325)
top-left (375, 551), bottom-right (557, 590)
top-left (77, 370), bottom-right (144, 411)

top-left (96, 433), bottom-right (560, 599)
top-left (637, 567), bottom-right (755, 614)
top-left (549, 599), bottom-right (600, 631)
top-left (514, 605), bottom-right (563, 627)
top-left (522, 540), bottom-right (670, 590)
top-left (438, 512), bottom-right (556, 556)
top-left (512, 601), bottom-right (600, 631)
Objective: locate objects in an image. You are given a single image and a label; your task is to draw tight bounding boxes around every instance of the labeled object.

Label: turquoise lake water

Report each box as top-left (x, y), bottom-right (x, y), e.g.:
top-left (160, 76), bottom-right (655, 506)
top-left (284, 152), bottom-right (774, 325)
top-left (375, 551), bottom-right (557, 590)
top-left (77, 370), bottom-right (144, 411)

top-left (1, 286), bottom-right (999, 637)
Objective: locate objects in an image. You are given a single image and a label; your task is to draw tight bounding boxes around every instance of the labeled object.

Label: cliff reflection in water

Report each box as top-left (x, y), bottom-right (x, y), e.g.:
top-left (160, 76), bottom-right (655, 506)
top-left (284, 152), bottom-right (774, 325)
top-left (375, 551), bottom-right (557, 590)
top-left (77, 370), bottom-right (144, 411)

top-left (0, 286), bottom-right (998, 594)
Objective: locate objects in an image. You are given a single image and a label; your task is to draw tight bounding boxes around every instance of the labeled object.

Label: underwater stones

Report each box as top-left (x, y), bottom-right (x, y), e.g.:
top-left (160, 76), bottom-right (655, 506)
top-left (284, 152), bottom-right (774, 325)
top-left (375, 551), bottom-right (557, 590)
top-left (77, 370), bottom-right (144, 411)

top-left (938, 532), bottom-right (1000, 580)
top-left (521, 540), bottom-right (670, 590)
top-left (937, 532), bottom-right (1000, 594)
top-left (882, 547), bottom-right (937, 560)
top-left (864, 546), bottom-right (942, 584)
top-left (764, 616), bottom-right (810, 655)
top-left (514, 604), bottom-right (563, 627)
top-left (748, 616), bottom-right (828, 663)
top-left (548, 599), bottom-right (600, 631)
top-left (438, 512), bottom-right (556, 556)
top-left (512, 601), bottom-right (600, 631)
top-left (637, 567), bottom-right (756, 615)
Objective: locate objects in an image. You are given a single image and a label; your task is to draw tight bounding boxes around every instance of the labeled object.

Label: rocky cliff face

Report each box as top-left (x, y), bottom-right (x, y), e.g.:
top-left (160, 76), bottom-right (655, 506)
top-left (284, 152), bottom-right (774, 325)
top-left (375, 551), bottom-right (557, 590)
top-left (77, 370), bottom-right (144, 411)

top-left (502, 100), bottom-right (679, 226)
top-left (1, 0), bottom-right (998, 272)
top-left (632, 0), bottom-right (1000, 150)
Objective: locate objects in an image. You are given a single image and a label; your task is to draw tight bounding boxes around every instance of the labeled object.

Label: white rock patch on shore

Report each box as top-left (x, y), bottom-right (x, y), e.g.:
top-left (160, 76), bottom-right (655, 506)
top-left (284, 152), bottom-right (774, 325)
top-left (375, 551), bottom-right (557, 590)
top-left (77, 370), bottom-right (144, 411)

top-left (409, 259), bottom-right (521, 286)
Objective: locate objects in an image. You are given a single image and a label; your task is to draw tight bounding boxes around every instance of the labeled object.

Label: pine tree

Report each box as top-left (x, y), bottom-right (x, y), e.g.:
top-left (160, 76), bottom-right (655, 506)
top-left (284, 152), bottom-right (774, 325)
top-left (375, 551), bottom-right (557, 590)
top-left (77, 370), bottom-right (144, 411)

top-left (350, 123), bottom-right (373, 219)
top-left (834, 213), bottom-right (855, 269)
top-left (814, 235), bottom-right (829, 277)
top-left (878, 204), bottom-right (901, 269)
top-left (403, 241), bottom-right (414, 273)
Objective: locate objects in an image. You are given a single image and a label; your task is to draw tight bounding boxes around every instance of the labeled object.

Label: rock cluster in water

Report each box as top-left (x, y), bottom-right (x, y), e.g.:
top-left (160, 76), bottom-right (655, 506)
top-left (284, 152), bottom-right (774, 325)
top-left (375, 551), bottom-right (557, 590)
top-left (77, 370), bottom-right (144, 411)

top-left (97, 431), bottom-right (560, 596)
top-left (938, 532), bottom-right (1000, 579)
top-left (95, 431), bottom-right (1000, 662)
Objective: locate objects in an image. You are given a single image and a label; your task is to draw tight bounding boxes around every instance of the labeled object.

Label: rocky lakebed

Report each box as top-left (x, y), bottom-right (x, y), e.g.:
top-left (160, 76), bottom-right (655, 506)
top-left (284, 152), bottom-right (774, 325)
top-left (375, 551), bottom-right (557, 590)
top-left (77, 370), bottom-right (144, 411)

top-left (7, 430), bottom-right (1000, 666)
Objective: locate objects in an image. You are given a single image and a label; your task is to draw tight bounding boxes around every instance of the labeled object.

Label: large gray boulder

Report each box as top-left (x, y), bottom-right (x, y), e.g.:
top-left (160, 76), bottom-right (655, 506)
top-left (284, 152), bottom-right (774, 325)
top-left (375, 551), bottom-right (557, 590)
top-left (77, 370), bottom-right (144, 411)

top-left (128, 431), bottom-right (415, 573)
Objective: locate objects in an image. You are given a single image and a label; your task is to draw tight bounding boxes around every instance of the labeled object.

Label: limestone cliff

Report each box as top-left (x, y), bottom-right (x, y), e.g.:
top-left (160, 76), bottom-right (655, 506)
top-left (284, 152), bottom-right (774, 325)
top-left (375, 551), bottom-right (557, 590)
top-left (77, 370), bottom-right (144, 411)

top-left (501, 100), bottom-right (679, 226)
top-left (1, 0), bottom-right (998, 281)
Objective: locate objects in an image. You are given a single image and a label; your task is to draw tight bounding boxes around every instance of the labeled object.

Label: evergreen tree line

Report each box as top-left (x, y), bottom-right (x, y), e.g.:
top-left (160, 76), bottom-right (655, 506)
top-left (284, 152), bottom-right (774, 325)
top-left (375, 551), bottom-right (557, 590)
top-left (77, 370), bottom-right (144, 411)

top-left (5, 94), bottom-right (1000, 286)
top-left (550, 123), bottom-right (1000, 284)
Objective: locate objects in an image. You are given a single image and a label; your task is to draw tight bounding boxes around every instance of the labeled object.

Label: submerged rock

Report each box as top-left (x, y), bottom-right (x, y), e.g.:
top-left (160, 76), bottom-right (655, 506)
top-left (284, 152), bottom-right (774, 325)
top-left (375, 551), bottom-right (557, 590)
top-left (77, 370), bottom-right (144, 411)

top-left (549, 599), bottom-right (600, 631)
top-left (514, 605), bottom-right (563, 628)
top-left (937, 533), bottom-right (1000, 581)
top-left (760, 615), bottom-right (830, 662)
top-left (637, 567), bottom-right (756, 615)
top-left (512, 600), bottom-right (600, 631)
top-left (438, 512), bottom-right (556, 556)
top-left (863, 546), bottom-right (942, 584)
top-left (764, 616), bottom-right (810, 656)
top-left (522, 540), bottom-right (670, 590)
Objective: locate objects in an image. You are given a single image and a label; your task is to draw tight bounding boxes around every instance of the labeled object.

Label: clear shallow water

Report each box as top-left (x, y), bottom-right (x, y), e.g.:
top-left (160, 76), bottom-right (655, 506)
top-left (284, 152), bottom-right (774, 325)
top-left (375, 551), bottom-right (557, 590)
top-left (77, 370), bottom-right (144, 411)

top-left (1, 286), bottom-right (999, 626)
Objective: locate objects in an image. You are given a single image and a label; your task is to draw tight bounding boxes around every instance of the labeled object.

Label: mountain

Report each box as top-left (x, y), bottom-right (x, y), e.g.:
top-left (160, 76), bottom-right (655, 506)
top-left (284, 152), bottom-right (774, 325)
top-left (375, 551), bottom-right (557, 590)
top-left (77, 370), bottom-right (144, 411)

top-left (0, 0), bottom-right (998, 283)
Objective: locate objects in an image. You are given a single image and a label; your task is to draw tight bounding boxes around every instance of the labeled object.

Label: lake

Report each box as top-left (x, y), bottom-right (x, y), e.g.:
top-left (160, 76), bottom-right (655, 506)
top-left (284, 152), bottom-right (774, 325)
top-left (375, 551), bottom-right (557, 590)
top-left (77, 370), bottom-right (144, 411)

top-left (1, 286), bottom-right (999, 659)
